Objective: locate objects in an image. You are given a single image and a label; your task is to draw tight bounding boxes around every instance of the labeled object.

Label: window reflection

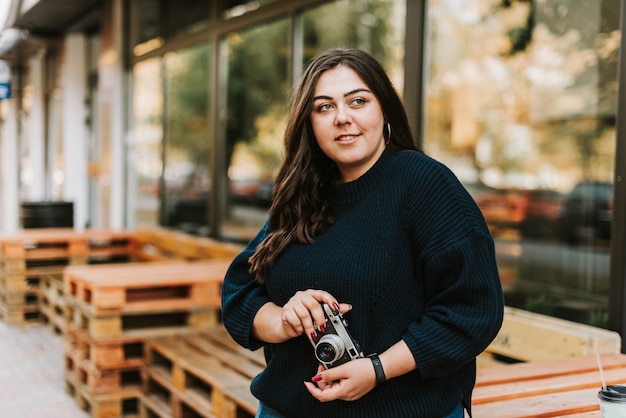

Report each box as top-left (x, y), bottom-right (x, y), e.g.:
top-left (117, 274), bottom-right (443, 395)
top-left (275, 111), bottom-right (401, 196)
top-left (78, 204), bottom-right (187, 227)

top-left (130, 58), bottom-right (163, 227)
top-left (424, 0), bottom-right (618, 327)
top-left (162, 44), bottom-right (211, 235)
top-left (222, 19), bottom-right (289, 240)
top-left (301, 0), bottom-right (406, 92)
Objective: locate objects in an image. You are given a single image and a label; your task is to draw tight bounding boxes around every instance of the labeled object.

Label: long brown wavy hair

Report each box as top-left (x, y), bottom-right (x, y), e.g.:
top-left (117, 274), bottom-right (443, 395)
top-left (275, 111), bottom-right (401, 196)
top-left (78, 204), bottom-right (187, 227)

top-left (249, 48), bottom-right (422, 283)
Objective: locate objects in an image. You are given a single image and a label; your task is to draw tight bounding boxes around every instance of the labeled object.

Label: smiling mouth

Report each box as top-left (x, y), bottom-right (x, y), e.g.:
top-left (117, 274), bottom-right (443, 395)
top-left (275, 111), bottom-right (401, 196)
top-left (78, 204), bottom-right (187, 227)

top-left (336, 135), bottom-right (358, 141)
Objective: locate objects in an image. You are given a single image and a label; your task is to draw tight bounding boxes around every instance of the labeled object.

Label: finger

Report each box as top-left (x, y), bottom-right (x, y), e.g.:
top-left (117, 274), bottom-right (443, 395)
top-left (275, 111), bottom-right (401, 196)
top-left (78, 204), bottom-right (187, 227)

top-left (337, 302), bottom-right (353, 314)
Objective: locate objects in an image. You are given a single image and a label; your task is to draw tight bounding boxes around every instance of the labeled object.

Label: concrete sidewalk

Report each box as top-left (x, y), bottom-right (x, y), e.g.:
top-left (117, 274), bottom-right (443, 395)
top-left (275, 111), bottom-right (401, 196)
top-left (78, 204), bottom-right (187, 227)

top-left (0, 321), bottom-right (87, 418)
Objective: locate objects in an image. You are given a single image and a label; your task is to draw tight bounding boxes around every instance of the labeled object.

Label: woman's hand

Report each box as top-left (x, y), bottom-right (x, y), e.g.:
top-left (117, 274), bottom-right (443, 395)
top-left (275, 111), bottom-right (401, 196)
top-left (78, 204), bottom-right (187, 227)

top-left (252, 289), bottom-right (351, 343)
top-left (303, 359), bottom-right (377, 401)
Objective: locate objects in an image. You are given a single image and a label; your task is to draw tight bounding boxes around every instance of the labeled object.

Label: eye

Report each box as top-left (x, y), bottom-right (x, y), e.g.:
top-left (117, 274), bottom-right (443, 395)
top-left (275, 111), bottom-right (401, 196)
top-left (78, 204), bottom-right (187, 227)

top-left (350, 98), bottom-right (366, 106)
top-left (317, 103), bottom-right (333, 112)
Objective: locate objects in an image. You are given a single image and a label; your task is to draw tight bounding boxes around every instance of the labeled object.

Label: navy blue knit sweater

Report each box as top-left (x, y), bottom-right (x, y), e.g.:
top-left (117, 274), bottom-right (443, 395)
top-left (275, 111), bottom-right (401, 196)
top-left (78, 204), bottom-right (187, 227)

top-left (221, 149), bottom-right (504, 418)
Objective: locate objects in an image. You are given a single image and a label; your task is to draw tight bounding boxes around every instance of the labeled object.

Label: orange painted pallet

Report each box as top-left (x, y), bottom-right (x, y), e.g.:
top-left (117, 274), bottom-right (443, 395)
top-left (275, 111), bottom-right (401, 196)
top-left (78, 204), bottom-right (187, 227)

top-left (63, 260), bottom-right (229, 315)
top-left (472, 354), bottom-right (626, 417)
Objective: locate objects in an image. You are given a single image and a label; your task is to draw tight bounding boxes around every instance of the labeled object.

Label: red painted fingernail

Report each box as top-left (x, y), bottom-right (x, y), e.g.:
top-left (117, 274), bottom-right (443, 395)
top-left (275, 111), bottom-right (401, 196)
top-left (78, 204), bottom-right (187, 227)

top-left (319, 324), bottom-right (326, 333)
top-left (332, 302), bottom-right (340, 311)
top-left (310, 332), bottom-right (317, 341)
top-left (312, 374), bottom-right (322, 382)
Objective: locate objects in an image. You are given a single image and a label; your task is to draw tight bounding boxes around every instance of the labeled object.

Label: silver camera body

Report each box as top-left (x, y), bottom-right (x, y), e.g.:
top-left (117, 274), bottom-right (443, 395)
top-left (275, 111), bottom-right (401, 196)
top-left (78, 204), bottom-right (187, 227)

top-left (308, 303), bottom-right (364, 369)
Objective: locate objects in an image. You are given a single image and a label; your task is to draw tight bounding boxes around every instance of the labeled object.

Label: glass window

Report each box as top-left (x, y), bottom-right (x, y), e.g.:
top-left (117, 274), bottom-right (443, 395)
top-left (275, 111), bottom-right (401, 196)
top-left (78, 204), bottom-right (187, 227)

top-left (221, 18), bottom-right (290, 240)
top-left (301, 0), bottom-right (406, 92)
top-left (162, 43), bottom-right (211, 235)
top-left (130, 0), bottom-right (210, 57)
top-left (222, 0), bottom-right (279, 19)
top-left (164, 0), bottom-right (210, 38)
top-left (129, 0), bottom-right (162, 56)
top-left (129, 58), bottom-right (163, 227)
top-left (424, 0), bottom-right (619, 327)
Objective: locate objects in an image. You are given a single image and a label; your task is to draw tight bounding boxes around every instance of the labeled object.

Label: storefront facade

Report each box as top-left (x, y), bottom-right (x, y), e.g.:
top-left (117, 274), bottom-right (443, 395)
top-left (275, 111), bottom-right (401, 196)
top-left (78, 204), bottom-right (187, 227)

top-left (0, 0), bottom-right (625, 345)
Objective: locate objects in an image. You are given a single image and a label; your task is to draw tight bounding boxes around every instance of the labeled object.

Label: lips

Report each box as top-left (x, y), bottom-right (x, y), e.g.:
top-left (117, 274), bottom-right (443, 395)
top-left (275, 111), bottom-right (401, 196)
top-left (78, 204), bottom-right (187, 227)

top-left (336, 134), bottom-right (358, 141)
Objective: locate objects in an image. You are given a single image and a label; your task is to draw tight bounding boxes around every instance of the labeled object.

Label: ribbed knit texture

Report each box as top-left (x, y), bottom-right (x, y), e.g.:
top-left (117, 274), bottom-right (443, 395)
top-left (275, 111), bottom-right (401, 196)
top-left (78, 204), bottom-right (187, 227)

top-left (221, 149), bottom-right (504, 418)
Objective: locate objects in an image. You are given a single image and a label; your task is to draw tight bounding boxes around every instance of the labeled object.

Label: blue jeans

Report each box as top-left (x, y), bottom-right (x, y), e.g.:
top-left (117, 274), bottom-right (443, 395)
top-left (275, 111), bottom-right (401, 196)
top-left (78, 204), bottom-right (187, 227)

top-left (255, 402), bottom-right (465, 418)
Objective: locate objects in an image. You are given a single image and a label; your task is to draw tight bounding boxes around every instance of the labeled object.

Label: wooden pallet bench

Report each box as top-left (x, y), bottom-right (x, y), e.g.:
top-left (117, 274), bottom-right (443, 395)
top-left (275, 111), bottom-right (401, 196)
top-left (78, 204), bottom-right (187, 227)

top-left (133, 226), bottom-right (243, 262)
top-left (477, 306), bottom-right (621, 367)
top-left (141, 325), bottom-right (265, 418)
top-left (63, 260), bottom-right (229, 315)
top-left (473, 353), bottom-right (626, 417)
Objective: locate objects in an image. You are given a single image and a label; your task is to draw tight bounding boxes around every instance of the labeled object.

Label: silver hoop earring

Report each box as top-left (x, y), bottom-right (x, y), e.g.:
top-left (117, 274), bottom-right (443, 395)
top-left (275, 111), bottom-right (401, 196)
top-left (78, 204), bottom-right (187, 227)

top-left (384, 122), bottom-right (392, 144)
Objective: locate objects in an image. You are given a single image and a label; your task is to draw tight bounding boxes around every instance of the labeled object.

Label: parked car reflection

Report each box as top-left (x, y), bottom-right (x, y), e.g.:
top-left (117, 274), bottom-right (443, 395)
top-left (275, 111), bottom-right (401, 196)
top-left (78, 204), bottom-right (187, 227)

top-left (558, 181), bottom-right (613, 245)
top-left (474, 187), bottom-right (562, 239)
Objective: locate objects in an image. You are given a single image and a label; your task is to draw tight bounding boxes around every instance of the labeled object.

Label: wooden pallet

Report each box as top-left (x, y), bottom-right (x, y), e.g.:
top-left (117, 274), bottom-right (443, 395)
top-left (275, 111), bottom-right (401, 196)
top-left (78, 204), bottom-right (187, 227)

top-left (84, 229), bottom-right (136, 264)
top-left (0, 302), bottom-right (41, 325)
top-left (133, 227), bottom-right (243, 262)
top-left (484, 307), bottom-right (621, 364)
top-left (65, 345), bottom-right (143, 395)
top-left (141, 326), bottom-right (265, 418)
top-left (39, 273), bottom-right (67, 334)
top-left (69, 304), bottom-right (219, 340)
top-left (65, 370), bottom-right (143, 418)
top-left (63, 260), bottom-right (229, 315)
top-left (472, 353), bottom-right (626, 416)
top-left (0, 228), bottom-right (89, 259)
top-left (65, 322), bottom-right (147, 369)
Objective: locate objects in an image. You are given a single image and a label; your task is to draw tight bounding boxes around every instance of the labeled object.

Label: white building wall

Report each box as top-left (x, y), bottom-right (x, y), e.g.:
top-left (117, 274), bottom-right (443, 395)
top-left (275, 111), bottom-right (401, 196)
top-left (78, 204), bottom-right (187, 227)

top-left (27, 52), bottom-right (45, 201)
top-left (62, 34), bottom-right (88, 231)
top-left (0, 98), bottom-right (19, 232)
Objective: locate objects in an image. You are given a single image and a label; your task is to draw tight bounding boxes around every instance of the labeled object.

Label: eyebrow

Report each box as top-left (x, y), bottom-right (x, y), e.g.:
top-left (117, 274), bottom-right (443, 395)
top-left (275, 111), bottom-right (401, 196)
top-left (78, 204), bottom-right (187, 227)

top-left (313, 88), bottom-right (371, 101)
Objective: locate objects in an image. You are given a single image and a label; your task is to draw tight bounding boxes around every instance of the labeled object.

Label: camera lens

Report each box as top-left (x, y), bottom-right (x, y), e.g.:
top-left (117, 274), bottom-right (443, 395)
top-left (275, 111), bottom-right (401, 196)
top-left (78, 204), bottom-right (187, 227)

top-left (315, 334), bottom-right (345, 364)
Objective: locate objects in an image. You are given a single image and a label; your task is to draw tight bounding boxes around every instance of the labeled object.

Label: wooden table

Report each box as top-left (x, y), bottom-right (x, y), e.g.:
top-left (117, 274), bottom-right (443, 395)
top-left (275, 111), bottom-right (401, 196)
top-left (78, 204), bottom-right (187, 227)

top-left (473, 353), bottom-right (626, 417)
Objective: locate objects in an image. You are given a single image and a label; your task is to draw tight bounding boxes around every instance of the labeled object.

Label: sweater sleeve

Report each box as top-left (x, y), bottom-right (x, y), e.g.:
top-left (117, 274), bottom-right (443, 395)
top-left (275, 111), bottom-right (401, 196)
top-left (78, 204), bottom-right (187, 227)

top-left (401, 160), bottom-right (504, 379)
top-left (221, 220), bottom-right (271, 351)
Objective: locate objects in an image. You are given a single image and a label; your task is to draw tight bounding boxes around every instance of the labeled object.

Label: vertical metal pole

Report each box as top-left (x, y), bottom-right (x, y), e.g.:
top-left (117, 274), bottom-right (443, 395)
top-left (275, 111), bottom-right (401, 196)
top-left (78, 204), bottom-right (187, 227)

top-left (403, 0), bottom-right (426, 148)
top-left (608, 0), bottom-right (626, 353)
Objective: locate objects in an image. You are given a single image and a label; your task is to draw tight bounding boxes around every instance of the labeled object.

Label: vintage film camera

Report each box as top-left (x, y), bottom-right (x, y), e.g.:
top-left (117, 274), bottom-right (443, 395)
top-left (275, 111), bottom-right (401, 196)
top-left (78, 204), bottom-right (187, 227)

top-left (308, 303), bottom-right (364, 368)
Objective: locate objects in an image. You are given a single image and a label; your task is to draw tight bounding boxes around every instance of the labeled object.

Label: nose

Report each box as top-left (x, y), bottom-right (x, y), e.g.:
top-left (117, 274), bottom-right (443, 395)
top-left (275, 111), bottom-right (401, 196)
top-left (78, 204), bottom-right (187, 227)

top-left (334, 103), bottom-right (351, 125)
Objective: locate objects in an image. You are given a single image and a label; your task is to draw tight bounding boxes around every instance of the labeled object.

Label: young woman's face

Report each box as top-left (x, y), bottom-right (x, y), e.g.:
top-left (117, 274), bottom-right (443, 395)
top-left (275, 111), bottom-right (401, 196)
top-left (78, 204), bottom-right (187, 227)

top-left (310, 66), bottom-right (386, 183)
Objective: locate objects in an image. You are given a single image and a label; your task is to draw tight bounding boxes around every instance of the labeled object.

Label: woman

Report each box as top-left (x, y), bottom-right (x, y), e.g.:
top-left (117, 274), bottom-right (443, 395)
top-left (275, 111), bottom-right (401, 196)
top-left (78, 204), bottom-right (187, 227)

top-left (221, 48), bottom-right (504, 418)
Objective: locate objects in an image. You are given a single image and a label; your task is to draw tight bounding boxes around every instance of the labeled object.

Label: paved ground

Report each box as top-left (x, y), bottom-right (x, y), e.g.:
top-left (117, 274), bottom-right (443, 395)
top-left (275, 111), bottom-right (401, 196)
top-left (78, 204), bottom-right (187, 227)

top-left (0, 321), bottom-right (88, 418)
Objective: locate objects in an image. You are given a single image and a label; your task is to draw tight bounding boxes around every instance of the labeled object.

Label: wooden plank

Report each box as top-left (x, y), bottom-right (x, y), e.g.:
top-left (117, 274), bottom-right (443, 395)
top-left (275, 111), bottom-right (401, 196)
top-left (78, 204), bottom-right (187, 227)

top-left (476, 354), bottom-right (626, 387)
top-left (486, 306), bottom-right (621, 362)
top-left (132, 226), bottom-right (243, 262)
top-left (472, 387), bottom-right (602, 417)
top-left (472, 354), bottom-right (626, 417)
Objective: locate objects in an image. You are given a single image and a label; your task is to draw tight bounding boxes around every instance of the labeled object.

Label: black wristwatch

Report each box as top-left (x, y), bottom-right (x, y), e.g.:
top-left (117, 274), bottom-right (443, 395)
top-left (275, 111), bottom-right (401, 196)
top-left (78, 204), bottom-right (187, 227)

top-left (368, 354), bottom-right (386, 384)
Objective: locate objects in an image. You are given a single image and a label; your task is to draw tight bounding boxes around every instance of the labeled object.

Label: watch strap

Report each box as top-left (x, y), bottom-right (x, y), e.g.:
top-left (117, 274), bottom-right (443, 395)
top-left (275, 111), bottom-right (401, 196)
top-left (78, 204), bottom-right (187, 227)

top-left (368, 354), bottom-right (386, 384)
